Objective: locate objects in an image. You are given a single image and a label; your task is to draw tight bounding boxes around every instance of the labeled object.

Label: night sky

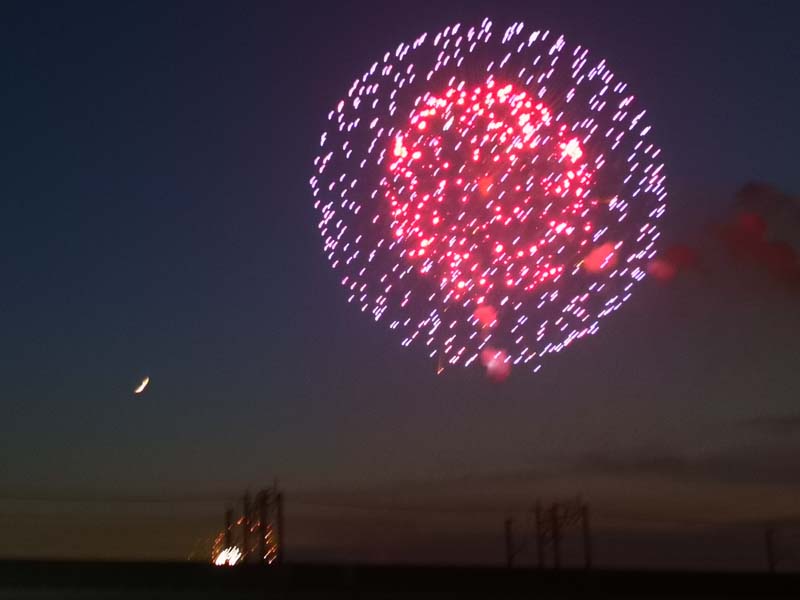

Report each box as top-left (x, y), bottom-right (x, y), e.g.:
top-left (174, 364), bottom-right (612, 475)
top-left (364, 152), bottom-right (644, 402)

top-left (2, 1), bottom-right (799, 568)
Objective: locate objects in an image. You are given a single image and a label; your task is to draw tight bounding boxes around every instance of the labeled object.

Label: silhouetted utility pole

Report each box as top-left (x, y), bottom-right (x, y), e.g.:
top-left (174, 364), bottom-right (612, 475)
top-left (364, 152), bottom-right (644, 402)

top-left (258, 490), bottom-right (269, 562)
top-left (504, 517), bottom-right (514, 568)
top-left (504, 498), bottom-right (591, 569)
top-left (242, 492), bottom-right (251, 561)
top-left (217, 485), bottom-right (283, 566)
top-left (581, 503), bottom-right (592, 569)
top-left (224, 508), bottom-right (234, 549)
top-left (276, 491), bottom-right (285, 565)
top-left (765, 525), bottom-right (776, 573)
top-left (534, 502), bottom-right (544, 569)
top-left (530, 498), bottom-right (592, 570)
top-left (550, 504), bottom-right (562, 570)
top-left (502, 514), bottom-right (529, 568)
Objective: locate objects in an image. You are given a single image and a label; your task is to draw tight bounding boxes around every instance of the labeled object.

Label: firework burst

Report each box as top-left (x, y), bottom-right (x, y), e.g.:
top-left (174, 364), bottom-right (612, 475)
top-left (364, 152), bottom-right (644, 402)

top-left (310, 19), bottom-right (667, 375)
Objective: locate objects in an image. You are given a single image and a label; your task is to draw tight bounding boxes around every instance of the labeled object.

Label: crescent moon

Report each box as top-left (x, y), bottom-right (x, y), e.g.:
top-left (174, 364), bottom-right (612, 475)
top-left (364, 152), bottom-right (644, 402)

top-left (134, 376), bottom-right (150, 394)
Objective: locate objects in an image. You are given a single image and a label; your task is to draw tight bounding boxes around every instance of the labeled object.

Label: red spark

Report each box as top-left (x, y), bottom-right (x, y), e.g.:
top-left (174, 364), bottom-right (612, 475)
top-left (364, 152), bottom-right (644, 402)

top-left (582, 242), bottom-right (618, 273)
top-left (481, 346), bottom-right (511, 381)
top-left (473, 304), bottom-right (498, 328)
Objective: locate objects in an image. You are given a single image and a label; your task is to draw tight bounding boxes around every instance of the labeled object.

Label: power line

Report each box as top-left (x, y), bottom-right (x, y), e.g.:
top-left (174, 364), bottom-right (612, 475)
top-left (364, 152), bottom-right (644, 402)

top-left (290, 500), bottom-right (509, 514)
top-left (0, 494), bottom-right (230, 504)
top-left (1, 494), bottom-right (798, 531)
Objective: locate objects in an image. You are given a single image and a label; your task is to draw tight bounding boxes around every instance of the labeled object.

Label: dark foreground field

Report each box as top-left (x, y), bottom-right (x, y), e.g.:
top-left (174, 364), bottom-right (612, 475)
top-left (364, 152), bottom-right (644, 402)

top-left (1, 562), bottom-right (799, 599)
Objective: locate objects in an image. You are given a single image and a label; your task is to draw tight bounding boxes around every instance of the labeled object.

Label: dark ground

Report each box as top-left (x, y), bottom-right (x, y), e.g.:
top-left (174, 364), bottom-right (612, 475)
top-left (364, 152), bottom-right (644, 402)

top-left (1, 562), bottom-right (799, 599)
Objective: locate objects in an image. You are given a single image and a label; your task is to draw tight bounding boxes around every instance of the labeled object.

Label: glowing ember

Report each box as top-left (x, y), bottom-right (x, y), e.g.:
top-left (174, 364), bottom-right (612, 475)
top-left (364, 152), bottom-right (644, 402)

top-left (473, 304), bottom-right (498, 328)
top-left (481, 346), bottom-right (511, 381)
top-left (311, 19), bottom-right (667, 373)
top-left (582, 242), bottom-right (618, 273)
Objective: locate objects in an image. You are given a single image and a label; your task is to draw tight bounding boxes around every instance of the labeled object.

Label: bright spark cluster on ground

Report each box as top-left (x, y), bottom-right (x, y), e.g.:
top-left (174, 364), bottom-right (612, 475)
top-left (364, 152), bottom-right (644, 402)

top-left (310, 19), bottom-right (667, 376)
top-left (213, 546), bottom-right (242, 566)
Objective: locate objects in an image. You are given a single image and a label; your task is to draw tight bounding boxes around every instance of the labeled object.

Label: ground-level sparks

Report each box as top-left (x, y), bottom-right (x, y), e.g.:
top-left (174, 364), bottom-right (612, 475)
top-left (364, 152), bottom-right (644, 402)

top-left (213, 546), bottom-right (242, 566)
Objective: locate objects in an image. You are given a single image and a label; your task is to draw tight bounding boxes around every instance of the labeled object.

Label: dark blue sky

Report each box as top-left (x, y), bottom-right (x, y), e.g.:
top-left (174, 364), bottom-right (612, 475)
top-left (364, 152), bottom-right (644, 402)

top-left (2, 1), bottom-right (799, 565)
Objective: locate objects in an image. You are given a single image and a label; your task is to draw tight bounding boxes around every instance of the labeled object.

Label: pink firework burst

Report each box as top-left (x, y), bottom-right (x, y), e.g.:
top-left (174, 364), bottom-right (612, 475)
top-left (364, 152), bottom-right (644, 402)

top-left (310, 19), bottom-right (667, 374)
top-left (386, 81), bottom-right (596, 301)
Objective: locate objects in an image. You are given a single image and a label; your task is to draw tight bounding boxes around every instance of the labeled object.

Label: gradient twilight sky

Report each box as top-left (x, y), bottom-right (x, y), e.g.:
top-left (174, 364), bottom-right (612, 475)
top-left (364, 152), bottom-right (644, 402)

top-left (2, 1), bottom-right (799, 566)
